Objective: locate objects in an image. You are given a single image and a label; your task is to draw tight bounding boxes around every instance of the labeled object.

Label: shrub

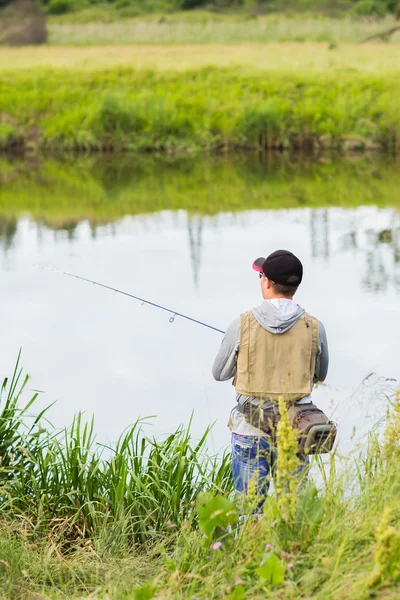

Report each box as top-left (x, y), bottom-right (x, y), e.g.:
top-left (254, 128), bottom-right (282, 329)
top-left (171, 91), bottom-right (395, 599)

top-left (46, 0), bottom-right (74, 15)
top-left (180, 0), bottom-right (209, 8)
top-left (115, 0), bottom-right (131, 7)
top-left (351, 0), bottom-right (387, 16)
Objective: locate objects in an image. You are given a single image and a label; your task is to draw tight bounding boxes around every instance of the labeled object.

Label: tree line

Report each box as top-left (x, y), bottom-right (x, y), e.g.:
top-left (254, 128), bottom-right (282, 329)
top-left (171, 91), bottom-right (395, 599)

top-left (0, 0), bottom-right (398, 19)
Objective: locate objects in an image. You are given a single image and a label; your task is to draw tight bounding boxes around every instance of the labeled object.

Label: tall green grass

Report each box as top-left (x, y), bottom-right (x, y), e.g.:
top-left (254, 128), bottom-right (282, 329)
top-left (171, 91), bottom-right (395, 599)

top-left (0, 355), bottom-right (232, 547)
top-left (0, 358), bottom-right (399, 598)
top-left (1, 68), bottom-right (400, 152)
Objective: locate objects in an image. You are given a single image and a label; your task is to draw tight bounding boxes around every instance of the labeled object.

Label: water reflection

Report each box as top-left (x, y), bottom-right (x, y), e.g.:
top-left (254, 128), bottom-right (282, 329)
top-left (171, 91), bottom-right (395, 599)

top-left (362, 223), bottom-right (400, 293)
top-left (187, 215), bottom-right (203, 287)
top-left (4, 206), bottom-right (399, 295)
top-left (0, 216), bottom-right (17, 251)
top-left (308, 208), bottom-right (400, 293)
top-left (2, 154), bottom-right (400, 227)
top-left (310, 209), bottom-right (329, 259)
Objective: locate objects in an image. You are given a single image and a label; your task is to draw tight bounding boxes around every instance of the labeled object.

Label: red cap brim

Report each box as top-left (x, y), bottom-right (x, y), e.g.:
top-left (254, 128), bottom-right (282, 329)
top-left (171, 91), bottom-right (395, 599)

top-left (252, 257), bottom-right (265, 273)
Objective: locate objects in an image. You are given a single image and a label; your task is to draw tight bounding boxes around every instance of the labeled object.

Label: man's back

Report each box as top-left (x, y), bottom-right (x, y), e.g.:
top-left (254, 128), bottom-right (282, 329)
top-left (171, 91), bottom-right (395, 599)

top-left (212, 250), bottom-right (330, 509)
top-left (235, 309), bottom-right (319, 402)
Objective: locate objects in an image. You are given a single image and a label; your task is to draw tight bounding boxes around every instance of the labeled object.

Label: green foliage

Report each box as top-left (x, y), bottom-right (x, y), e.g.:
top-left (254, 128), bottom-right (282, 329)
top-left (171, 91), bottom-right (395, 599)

top-left (181, 0), bottom-right (207, 8)
top-left (275, 397), bottom-right (300, 522)
top-left (158, 389), bottom-right (400, 599)
top-left (196, 492), bottom-right (238, 540)
top-left (351, 0), bottom-right (387, 16)
top-left (0, 0), bottom-right (396, 20)
top-left (0, 123), bottom-right (23, 150)
top-left (46, 0), bottom-right (75, 14)
top-left (256, 552), bottom-right (285, 585)
top-left (0, 360), bottom-right (399, 598)
top-left (0, 357), bottom-right (233, 546)
top-left (36, 0), bottom-right (399, 17)
top-left (1, 68), bottom-right (400, 152)
top-left (369, 505), bottom-right (400, 586)
top-left (0, 520), bottom-right (159, 598)
top-left (133, 582), bottom-right (157, 600)
top-left (0, 351), bottom-right (48, 483)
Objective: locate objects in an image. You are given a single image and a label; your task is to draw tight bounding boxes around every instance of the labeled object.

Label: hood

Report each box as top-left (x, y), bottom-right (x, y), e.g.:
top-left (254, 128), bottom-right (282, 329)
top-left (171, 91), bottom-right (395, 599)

top-left (251, 299), bottom-right (304, 334)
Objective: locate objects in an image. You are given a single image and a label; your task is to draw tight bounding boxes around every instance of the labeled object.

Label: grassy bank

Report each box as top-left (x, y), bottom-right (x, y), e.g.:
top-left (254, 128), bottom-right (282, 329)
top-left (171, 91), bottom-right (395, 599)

top-left (0, 355), bottom-right (232, 546)
top-left (1, 156), bottom-right (400, 230)
top-left (45, 14), bottom-right (400, 45)
top-left (0, 358), bottom-right (399, 599)
top-left (1, 66), bottom-right (400, 152)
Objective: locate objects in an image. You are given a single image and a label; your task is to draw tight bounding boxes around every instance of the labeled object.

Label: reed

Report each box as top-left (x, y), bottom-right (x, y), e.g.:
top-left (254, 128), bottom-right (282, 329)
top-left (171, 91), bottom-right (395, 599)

top-left (0, 356), bottom-right (232, 548)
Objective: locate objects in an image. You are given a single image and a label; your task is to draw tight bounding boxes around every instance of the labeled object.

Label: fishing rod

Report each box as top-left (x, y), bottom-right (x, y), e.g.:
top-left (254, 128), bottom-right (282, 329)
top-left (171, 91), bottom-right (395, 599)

top-left (35, 265), bottom-right (225, 335)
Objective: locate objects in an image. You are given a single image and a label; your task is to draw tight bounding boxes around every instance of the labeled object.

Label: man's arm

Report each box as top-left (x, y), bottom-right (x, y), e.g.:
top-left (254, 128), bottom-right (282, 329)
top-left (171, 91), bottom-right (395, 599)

top-left (315, 321), bottom-right (329, 382)
top-left (212, 317), bottom-right (241, 381)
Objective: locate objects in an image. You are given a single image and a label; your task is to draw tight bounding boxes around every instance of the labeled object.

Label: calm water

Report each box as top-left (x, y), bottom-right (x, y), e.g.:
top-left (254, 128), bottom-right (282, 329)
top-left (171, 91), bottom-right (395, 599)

top-left (0, 155), bottom-right (399, 453)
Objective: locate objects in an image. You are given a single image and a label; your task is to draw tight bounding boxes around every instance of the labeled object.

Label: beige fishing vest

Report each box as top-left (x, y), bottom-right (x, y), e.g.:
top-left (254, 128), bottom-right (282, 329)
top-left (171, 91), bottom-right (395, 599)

top-left (235, 310), bottom-right (319, 403)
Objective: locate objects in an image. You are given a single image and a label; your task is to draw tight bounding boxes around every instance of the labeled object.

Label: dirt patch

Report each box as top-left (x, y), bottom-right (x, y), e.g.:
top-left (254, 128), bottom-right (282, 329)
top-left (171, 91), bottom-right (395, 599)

top-left (0, 113), bottom-right (18, 126)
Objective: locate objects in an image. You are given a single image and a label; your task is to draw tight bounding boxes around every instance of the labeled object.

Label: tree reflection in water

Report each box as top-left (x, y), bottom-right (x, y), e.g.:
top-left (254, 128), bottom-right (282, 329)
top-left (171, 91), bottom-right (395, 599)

top-left (309, 208), bottom-right (400, 293)
top-left (0, 216), bottom-right (17, 252)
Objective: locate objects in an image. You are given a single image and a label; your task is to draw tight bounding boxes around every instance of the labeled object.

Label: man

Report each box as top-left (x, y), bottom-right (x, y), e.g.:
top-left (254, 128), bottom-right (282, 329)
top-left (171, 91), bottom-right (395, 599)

top-left (212, 249), bottom-right (329, 504)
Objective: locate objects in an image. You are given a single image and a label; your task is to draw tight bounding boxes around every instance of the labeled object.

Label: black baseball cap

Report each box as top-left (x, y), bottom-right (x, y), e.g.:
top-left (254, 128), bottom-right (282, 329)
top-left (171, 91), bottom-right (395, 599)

top-left (252, 250), bottom-right (303, 287)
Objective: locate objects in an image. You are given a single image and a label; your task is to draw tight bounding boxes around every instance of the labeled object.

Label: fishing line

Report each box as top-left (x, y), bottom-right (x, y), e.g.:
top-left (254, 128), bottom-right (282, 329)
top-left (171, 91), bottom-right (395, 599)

top-left (35, 265), bottom-right (225, 335)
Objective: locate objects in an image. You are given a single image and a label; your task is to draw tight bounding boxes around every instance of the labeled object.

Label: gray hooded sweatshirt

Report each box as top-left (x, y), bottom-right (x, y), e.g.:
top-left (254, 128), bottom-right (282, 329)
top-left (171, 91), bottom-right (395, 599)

top-left (212, 299), bottom-right (329, 396)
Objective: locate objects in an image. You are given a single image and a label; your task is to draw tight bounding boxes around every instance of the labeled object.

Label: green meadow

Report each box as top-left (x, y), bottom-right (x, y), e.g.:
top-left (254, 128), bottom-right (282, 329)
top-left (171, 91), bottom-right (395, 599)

top-left (1, 66), bottom-right (400, 152)
top-left (46, 14), bottom-right (400, 45)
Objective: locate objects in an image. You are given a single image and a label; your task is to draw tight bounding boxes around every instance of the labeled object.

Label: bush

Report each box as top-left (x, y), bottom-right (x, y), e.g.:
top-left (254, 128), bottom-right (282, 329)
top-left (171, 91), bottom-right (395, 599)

top-left (180, 0), bottom-right (209, 8)
top-left (46, 0), bottom-right (74, 15)
top-left (351, 0), bottom-right (387, 16)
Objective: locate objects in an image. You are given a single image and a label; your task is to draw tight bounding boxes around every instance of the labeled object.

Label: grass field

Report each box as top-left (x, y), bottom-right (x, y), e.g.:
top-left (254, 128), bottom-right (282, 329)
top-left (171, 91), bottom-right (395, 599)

top-left (44, 13), bottom-right (400, 45)
top-left (1, 62), bottom-right (400, 152)
top-left (1, 17), bottom-right (400, 154)
top-left (0, 359), bottom-right (399, 599)
top-left (1, 42), bottom-right (400, 73)
top-left (48, 7), bottom-right (360, 25)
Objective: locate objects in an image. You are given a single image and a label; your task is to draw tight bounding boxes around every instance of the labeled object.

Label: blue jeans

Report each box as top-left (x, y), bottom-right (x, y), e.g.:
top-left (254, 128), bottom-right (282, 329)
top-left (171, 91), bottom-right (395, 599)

top-left (231, 433), bottom-right (272, 509)
top-left (231, 432), bottom-right (308, 510)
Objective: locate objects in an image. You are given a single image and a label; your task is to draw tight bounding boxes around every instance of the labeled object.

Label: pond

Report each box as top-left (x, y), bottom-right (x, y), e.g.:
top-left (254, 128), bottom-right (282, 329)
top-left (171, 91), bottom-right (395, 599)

top-left (0, 154), bottom-right (399, 454)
